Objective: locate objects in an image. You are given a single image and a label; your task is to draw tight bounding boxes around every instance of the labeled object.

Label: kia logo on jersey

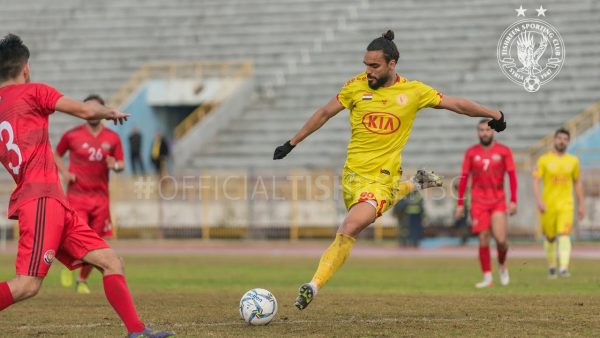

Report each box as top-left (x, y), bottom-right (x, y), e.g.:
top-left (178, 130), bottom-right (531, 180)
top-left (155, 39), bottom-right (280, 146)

top-left (361, 112), bottom-right (401, 135)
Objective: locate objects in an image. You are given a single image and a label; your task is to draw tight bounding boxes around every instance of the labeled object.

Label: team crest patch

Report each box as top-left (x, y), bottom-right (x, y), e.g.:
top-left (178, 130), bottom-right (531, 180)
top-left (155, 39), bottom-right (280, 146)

top-left (396, 94), bottom-right (408, 106)
top-left (101, 142), bottom-right (111, 151)
top-left (492, 154), bottom-right (502, 161)
top-left (497, 6), bottom-right (565, 92)
top-left (43, 250), bottom-right (56, 265)
top-left (362, 92), bottom-right (373, 100)
top-left (104, 220), bottom-right (112, 233)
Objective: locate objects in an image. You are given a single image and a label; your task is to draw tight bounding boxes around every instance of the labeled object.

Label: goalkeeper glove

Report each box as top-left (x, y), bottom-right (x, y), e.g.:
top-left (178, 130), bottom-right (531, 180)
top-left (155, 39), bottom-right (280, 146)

top-left (488, 111), bottom-right (506, 132)
top-left (273, 140), bottom-right (295, 160)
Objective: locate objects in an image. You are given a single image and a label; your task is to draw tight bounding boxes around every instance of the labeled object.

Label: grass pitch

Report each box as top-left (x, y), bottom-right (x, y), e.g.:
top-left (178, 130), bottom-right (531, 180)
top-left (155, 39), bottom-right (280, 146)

top-left (1, 249), bottom-right (599, 337)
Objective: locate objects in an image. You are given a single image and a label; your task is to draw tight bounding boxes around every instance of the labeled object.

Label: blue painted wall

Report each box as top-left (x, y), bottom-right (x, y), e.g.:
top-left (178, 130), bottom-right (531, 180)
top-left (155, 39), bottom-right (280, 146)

top-left (568, 124), bottom-right (600, 168)
top-left (108, 84), bottom-right (167, 174)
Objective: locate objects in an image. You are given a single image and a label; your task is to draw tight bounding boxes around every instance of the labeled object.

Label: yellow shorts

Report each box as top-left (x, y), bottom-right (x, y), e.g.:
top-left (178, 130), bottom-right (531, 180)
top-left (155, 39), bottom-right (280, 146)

top-left (540, 209), bottom-right (573, 238)
top-left (342, 169), bottom-right (413, 218)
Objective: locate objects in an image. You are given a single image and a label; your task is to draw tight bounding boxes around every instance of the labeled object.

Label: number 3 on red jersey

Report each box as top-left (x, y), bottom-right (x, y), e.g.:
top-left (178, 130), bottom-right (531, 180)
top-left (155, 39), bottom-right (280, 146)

top-left (0, 121), bottom-right (22, 175)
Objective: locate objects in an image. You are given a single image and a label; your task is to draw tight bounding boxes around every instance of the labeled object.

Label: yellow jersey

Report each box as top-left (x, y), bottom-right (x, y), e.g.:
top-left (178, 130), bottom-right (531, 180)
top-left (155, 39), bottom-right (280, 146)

top-left (337, 72), bottom-right (442, 186)
top-left (534, 151), bottom-right (580, 210)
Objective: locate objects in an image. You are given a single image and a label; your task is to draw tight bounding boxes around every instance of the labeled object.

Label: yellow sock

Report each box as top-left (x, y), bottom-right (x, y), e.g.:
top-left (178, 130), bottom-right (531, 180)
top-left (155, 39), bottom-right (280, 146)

top-left (311, 233), bottom-right (356, 289)
top-left (544, 240), bottom-right (557, 268)
top-left (392, 181), bottom-right (415, 205)
top-left (398, 181), bottom-right (414, 197)
top-left (558, 235), bottom-right (571, 270)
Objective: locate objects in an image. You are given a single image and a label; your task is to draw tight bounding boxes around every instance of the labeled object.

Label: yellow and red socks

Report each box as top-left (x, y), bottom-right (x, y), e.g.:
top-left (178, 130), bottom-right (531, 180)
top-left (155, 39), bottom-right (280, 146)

top-left (478, 246), bottom-right (491, 274)
top-left (311, 233), bottom-right (356, 289)
top-left (0, 281), bottom-right (14, 311)
top-left (103, 274), bottom-right (144, 332)
top-left (544, 239), bottom-right (557, 269)
top-left (80, 264), bottom-right (93, 281)
top-left (558, 235), bottom-right (572, 271)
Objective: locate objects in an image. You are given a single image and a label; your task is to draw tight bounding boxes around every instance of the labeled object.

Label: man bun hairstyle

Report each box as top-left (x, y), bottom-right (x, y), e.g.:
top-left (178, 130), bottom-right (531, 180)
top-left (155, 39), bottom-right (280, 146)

top-left (0, 33), bottom-right (30, 82)
top-left (366, 30), bottom-right (399, 63)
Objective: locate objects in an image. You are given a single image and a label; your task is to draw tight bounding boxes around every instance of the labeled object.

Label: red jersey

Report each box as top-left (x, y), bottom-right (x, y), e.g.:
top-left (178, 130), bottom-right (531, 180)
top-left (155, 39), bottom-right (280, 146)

top-left (56, 124), bottom-right (123, 199)
top-left (457, 142), bottom-right (517, 206)
top-left (0, 83), bottom-right (67, 219)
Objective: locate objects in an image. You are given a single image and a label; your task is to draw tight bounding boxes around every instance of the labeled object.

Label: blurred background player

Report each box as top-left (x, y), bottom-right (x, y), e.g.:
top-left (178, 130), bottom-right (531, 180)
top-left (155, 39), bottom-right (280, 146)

top-left (273, 30), bottom-right (506, 310)
top-left (392, 191), bottom-right (424, 247)
top-left (533, 128), bottom-right (584, 279)
top-left (150, 131), bottom-right (169, 177)
top-left (0, 34), bottom-right (173, 338)
top-left (55, 94), bottom-right (125, 294)
top-left (128, 126), bottom-right (145, 175)
top-left (455, 120), bottom-right (517, 288)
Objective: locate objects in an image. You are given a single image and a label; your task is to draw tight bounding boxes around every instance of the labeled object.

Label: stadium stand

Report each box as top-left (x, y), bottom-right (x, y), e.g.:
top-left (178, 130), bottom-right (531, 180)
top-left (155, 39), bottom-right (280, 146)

top-left (2, 0), bottom-right (599, 172)
top-left (1, 0), bottom-right (599, 237)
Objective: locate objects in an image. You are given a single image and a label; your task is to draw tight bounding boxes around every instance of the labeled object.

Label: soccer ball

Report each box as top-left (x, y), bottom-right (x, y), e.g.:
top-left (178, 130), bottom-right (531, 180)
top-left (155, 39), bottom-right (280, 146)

top-left (239, 288), bottom-right (278, 325)
top-left (523, 75), bottom-right (541, 92)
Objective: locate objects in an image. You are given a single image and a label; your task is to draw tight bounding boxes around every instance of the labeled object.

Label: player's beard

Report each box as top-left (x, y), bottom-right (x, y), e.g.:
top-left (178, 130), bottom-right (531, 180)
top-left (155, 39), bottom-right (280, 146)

top-left (479, 135), bottom-right (493, 146)
top-left (554, 142), bottom-right (567, 153)
top-left (88, 120), bottom-right (101, 127)
top-left (367, 73), bottom-right (389, 90)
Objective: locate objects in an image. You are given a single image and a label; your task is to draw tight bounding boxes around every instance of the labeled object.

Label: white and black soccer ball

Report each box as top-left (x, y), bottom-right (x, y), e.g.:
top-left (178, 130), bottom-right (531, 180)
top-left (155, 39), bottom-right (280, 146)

top-left (239, 288), bottom-right (278, 325)
top-left (523, 75), bottom-right (541, 92)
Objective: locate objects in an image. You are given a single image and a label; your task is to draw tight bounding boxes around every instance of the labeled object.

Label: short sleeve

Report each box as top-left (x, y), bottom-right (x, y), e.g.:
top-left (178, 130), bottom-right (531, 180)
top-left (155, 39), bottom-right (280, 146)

top-left (337, 77), bottom-right (358, 110)
top-left (572, 157), bottom-right (580, 180)
top-left (113, 136), bottom-right (124, 161)
top-left (34, 83), bottom-right (64, 116)
top-left (55, 132), bottom-right (70, 156)
top-left (415, 81), bottom-right (442, 109)
top-left (533, 157), bottom-right (545, 178)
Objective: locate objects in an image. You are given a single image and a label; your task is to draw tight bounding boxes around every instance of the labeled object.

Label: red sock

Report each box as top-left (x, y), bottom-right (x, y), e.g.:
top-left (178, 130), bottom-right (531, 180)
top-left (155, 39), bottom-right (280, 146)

top-left (479, 246), bottom-right (491, 273)
top-left (79, 265), bottom-right (93, 281)
top-left (497, 246), bottom-right (508, 265)
top-left (103, 274), bottom-right (145, 332)
top-left (0, 281), bottom-right (14, 311)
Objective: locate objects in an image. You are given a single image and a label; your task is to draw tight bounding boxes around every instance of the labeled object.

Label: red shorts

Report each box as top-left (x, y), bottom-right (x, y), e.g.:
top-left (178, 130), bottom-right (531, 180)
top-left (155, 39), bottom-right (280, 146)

top-left (68, 196), bottom-right (113, 238)
top-left (470, 201), bottom-right (507, 234)
top-left (16, 197), bottom-right (110, 277)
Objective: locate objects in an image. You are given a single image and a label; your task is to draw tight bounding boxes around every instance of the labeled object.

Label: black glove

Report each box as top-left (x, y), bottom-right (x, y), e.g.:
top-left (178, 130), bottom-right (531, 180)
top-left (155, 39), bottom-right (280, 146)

top-left (273, 140), bottom-right (295, 160)
top-left (488, 111), bottom-right (506, 132)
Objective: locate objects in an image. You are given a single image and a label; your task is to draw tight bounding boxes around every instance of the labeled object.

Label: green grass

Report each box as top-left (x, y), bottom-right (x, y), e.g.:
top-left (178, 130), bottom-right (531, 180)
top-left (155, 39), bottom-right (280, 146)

top-left (1, 253), bottom-right (599, 337)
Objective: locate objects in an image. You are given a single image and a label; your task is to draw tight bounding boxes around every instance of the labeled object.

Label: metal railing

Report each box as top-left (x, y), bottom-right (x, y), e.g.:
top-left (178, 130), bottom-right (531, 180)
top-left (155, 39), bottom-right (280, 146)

top-left (516, 100), bottom-right (600, 170)
top-left (106, 60), bottom-right (254, 110)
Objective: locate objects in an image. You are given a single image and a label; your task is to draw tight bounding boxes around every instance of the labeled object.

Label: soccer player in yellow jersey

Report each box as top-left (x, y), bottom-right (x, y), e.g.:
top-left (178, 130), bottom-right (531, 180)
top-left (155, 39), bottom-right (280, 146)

top-left (273, 30), bottom-right (506, 310)
top-left (533, 128), bottom-right (584, 278)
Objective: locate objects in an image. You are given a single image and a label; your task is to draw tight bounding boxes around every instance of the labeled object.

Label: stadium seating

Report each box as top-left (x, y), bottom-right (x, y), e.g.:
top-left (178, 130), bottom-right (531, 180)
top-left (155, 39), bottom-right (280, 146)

top-left (2, 0), bottom-right (599, 173)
